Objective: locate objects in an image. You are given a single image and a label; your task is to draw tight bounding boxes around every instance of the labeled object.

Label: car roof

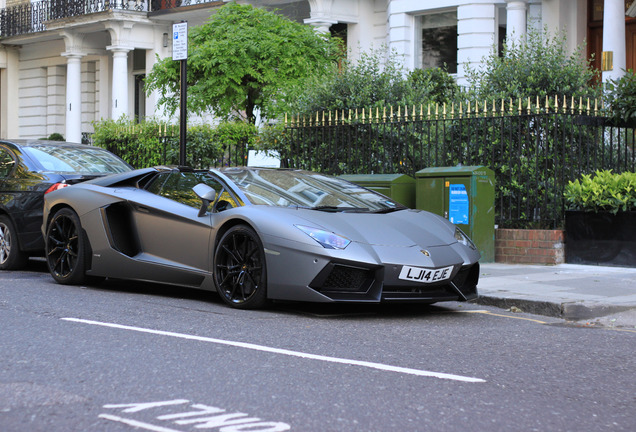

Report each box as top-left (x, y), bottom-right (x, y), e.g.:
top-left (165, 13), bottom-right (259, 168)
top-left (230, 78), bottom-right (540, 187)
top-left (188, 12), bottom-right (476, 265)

top-left (0, 139), bottom-right (94, 149)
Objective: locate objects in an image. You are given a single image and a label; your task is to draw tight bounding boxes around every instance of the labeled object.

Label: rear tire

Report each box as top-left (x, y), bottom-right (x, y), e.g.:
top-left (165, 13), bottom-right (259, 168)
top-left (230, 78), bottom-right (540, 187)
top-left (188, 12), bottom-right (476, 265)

top-left (213, 225), bottom-right (268, 309)
top-left (45, 208), bottom-right (88, 285)
top-left (0, 215), bottom-right (28, 270)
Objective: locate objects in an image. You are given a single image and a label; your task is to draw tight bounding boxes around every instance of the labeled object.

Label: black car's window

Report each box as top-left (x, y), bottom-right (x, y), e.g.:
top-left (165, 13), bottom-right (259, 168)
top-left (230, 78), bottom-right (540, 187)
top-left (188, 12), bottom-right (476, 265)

top-left (148, 171), bottom-right (237, 211)
top-left (22, 145), bottom-right (130, 174)
top-left (0, 149), bottom-right (15, 178)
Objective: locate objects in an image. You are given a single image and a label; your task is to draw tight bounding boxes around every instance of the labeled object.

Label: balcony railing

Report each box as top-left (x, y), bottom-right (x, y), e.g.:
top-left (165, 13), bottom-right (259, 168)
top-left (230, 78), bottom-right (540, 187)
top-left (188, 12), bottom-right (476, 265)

top-left (0, 0), bottom-right (165, 38)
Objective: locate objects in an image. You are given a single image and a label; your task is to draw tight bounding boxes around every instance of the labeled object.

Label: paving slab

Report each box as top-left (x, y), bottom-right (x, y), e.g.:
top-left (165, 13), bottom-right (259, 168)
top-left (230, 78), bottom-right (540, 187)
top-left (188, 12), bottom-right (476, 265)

top-left (475, 263), bottom-right (636, 323)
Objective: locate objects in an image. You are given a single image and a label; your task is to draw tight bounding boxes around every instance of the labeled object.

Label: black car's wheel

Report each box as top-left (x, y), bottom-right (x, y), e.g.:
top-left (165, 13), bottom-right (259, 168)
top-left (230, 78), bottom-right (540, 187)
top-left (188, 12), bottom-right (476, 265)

top-left (214, 225), bottom-right (268, 309)
top-left (45, 208), bottom-right (88, 285)
top-left (0, 215), bottom-right (28, 270)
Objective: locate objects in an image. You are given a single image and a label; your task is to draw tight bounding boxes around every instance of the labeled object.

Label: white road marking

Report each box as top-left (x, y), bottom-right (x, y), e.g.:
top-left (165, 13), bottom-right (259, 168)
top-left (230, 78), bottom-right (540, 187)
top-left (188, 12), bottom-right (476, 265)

top-left (104, 400), bottom-right (190, 413)
top-left (62, 317), bottom-right (485, 383)
top-left (99, 414), bottom-right (182, 432)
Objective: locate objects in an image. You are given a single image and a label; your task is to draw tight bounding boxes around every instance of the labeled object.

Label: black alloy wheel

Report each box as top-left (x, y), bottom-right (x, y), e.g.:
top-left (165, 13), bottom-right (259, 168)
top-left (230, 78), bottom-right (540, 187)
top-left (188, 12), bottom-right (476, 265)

top-left (0, 215), bottom-right (28, 270)
top-left (45, 208), bottom-right (87, 285)
top-left (214, 225), bottom-right (267, 309)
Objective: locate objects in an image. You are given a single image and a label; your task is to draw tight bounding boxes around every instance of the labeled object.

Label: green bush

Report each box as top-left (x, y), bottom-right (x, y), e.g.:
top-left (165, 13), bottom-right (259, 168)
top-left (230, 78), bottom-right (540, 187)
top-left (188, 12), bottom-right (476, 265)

top-left (406, 67), bottom-right (459, 105)
top-left (282, 47), bottom-right (456, 116)
top-left (564, 170), bottom-right (636, 214)
top-left (207, 121), bottom-right (259, 167)
top-left (465, 27), bottom-right (600, 103)
top-left (92, 118), bottom-right (174, 168)
top-left (604, 69), bottom-right (636, 125)
top-left (91, 118), bottom-right (258, 169)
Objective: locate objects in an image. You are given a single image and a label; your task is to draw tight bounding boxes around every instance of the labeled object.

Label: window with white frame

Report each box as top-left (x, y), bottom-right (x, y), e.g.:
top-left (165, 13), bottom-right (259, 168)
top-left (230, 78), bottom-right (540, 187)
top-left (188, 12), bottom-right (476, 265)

top-left (420, 10), bottom-right (458, 73)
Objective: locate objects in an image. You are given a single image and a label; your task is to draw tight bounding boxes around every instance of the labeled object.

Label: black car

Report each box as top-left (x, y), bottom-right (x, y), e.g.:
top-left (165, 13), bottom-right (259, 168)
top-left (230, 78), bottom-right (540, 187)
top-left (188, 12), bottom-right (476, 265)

top-left (0, 139), bottom-right (131, 270)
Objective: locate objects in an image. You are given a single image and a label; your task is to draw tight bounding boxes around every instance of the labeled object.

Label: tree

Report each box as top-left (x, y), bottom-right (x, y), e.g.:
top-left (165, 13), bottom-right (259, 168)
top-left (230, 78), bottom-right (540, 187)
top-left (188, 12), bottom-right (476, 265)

top-left (145, 2), bottom-right (339, 124)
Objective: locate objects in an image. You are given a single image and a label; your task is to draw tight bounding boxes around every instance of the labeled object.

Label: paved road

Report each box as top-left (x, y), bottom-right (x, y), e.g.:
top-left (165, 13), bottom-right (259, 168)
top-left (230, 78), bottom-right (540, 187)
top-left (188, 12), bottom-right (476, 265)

top-left (1, 261), bottom-right (635, 431)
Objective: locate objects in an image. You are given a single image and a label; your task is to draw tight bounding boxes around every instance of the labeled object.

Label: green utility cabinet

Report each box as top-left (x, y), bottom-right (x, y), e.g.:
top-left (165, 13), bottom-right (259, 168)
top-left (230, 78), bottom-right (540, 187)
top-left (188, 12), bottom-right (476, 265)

top-left (416, 166), bottom-right (495, 262)
top-left (339, 174), bottom-right (415, 208)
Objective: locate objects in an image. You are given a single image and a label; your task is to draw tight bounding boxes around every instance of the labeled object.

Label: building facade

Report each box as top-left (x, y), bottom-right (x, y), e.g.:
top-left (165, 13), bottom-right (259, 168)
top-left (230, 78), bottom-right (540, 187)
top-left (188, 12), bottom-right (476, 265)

top-left (0, 0), bottom-right (633, 142)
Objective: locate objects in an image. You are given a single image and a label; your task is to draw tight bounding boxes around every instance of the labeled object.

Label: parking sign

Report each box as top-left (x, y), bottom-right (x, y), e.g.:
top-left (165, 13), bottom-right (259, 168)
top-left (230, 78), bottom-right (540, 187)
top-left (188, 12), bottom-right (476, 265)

top-left (172, 22), bottom-right (188, 61)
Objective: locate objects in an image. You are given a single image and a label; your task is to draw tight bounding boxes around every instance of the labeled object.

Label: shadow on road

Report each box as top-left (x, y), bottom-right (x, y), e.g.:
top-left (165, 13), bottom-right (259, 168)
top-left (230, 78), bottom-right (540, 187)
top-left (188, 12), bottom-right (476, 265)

top-left (20, 257), bottom-right (467, 320)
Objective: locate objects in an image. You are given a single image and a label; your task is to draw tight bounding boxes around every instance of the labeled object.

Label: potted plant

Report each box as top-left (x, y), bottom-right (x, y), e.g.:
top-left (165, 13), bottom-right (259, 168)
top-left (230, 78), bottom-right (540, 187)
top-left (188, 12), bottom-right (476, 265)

top-left (564, 170), bottom-right (636, 267)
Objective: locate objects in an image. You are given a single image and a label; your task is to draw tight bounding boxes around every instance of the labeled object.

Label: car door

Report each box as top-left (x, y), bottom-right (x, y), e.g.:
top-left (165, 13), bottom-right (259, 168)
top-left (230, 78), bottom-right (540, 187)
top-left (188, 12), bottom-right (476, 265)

top-left (127, 171), bottom-right (223, 276)
top-left (0, 146), bottom-right (48, 251)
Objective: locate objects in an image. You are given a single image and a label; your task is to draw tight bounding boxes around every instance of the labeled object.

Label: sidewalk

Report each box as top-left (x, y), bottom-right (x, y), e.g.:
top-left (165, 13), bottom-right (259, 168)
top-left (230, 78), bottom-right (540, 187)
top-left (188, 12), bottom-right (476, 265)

top-left (475, 263), bottom-right (636, 327)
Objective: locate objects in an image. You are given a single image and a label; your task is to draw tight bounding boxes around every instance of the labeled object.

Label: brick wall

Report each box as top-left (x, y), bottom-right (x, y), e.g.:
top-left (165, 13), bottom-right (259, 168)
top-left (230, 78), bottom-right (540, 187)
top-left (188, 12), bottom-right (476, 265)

top-left (495, 229), bottom-right (565, 265)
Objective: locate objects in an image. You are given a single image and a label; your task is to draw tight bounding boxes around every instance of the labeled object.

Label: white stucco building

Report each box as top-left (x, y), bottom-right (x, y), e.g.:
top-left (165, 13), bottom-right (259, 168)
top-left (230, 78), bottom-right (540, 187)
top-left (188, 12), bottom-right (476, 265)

top-left (0, 0), bottom-right (634, 142)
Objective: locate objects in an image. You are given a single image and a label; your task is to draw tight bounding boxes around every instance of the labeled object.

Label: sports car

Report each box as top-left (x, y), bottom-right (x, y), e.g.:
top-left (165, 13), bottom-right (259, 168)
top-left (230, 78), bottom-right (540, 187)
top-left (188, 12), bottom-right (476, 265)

top-left (42, 166), bottom-right (480, 309)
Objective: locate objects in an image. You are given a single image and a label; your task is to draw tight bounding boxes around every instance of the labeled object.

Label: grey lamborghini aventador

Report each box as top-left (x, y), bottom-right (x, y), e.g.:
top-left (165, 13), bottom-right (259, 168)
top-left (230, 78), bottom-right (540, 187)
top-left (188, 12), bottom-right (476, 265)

top-left (42, 166), bottom-right (480, 309)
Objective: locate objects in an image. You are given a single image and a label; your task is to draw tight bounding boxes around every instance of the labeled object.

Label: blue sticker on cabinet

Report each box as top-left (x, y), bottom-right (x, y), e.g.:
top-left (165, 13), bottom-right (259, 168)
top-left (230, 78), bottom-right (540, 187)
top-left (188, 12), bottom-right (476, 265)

top-left (449, 184), bottom-right (469, 224)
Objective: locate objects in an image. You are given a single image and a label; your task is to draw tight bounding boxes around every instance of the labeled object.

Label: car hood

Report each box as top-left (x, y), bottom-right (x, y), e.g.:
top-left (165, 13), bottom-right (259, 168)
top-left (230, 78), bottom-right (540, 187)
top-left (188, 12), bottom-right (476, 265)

top-left (292, 208), bottom-right (456, 247)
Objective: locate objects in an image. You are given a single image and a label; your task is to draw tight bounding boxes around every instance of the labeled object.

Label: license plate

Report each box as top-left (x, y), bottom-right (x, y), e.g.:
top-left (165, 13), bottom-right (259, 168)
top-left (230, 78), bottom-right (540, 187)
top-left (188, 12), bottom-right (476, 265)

top-left (398, 265), bottom-right (454, 284)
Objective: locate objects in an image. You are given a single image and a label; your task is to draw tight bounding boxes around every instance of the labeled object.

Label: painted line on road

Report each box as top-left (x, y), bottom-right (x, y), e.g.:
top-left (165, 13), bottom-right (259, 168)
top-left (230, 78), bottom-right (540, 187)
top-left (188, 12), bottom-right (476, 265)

top-left (62, 317), bottom-right (485, 383)
top-left (98, 414), bottom-right (181, 432)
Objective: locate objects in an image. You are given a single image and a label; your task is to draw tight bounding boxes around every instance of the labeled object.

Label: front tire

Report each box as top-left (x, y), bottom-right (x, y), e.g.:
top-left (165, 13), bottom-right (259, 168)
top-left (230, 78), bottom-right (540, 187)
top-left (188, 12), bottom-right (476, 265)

top-left (0, 215), bottom-right (28, 270)
top-left (213, 225), bottom-right (268, 309)
top-left (45, 208), bottom-right (88, 285)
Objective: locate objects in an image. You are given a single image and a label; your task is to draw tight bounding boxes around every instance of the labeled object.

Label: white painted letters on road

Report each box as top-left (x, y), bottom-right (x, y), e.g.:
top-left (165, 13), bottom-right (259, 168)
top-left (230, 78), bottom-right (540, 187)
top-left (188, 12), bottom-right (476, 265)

top-left (101, 400), bottom-right (291, 432)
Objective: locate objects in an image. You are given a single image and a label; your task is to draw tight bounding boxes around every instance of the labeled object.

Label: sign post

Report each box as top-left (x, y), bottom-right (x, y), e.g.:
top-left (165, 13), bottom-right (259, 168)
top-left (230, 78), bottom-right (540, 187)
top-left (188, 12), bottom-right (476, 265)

top-left (172, 22), bottom-right (188, 166)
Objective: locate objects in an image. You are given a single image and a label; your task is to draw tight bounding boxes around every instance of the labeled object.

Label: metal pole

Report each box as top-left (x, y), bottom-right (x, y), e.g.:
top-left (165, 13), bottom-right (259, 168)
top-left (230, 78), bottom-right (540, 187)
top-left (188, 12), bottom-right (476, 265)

top-left (179, 58), bottom-right (187, 166)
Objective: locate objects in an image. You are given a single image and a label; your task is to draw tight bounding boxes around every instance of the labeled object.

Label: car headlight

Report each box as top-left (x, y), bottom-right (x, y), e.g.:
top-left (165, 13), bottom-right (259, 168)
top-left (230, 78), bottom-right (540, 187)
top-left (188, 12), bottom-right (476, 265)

top-left (454, 227), bottom-right (477, 250)
top-left (295, 225), bottom-right (351, 249)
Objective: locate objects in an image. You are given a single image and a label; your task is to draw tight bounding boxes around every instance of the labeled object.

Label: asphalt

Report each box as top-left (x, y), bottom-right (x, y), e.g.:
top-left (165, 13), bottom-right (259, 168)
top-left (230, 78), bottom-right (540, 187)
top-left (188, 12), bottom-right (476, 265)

top-left (475, 263), bottom-right (636, 328)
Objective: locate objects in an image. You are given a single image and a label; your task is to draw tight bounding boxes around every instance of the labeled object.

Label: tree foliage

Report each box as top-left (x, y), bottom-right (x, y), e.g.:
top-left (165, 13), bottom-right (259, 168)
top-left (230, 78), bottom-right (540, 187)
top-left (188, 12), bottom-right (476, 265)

top-left (144, 2), bottom-right (339, 123)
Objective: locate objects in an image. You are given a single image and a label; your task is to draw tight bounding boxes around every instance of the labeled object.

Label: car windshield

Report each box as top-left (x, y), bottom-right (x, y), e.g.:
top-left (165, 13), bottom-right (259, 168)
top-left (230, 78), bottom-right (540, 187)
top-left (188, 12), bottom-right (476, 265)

top-left (220, 168), bottom-right (406, 212)
top-left (23, 145), bottom-right (130, 174)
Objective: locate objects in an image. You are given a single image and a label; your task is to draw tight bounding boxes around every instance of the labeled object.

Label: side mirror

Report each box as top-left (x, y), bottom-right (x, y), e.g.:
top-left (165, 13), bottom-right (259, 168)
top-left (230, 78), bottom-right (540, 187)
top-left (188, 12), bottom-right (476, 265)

top-left (193, 183), bottom-right (217, 217)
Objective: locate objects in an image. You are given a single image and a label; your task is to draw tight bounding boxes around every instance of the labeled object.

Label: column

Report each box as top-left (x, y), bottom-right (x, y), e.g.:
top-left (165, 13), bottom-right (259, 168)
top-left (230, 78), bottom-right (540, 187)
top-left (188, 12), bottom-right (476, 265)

top-left (304, 0), bottom-right (337, 34)
top-left (457, 3), bottom-right (497, 85)
top-left (602, 0), bottom-right (626, 83)
top-left (62, 52), bottom-right (85, 143)
top-left (505, 0), bottom-right (527, 45)
top-left (303, 18), bottom-right (337, 34)
top-left (107, 46), bottom-right (131, 119)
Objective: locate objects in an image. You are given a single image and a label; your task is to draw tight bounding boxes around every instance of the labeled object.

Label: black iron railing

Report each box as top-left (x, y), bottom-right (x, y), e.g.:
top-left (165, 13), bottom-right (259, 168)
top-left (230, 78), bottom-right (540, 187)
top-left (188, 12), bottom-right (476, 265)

top-left (0, 0), bottom-right (224, 38)
top-left (149, 0), bottom-right (222, 11)
top-left (283, 100), bottom-right (636, 228)
top-left (0, 0), bottom-right (149, 37)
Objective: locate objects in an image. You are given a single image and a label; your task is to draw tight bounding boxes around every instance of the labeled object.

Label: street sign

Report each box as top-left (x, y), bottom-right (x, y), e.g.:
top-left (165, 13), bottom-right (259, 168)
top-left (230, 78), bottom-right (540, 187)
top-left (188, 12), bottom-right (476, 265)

top-left (172, 22), bottom-right (188, 61)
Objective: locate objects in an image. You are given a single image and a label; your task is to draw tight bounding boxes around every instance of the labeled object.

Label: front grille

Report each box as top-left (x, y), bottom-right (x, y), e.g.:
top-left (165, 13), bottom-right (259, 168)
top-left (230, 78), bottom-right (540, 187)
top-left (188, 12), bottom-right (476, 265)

top-left (323, 266), bottom-right (370, 291)
top-left (311, 263), bottom-right (375, 294)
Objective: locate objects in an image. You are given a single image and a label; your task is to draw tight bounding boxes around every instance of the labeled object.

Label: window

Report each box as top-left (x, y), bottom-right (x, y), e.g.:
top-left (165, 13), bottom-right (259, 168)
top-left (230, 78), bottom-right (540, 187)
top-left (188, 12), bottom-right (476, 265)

top-left (22, 145), bottom-right (130, 174)
top-left (0, 149), bottom-right (15, 178)
top-left (147, 171), bottom-right (237, 211)
top-left (420, 11), bottom-right (458, 73)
